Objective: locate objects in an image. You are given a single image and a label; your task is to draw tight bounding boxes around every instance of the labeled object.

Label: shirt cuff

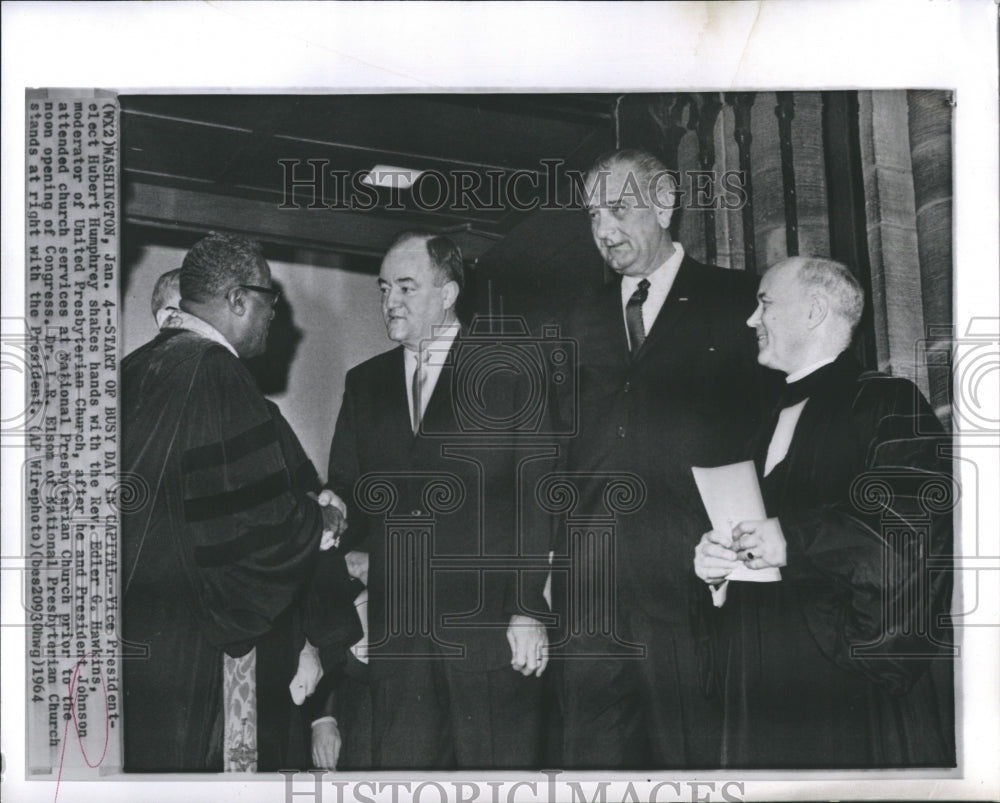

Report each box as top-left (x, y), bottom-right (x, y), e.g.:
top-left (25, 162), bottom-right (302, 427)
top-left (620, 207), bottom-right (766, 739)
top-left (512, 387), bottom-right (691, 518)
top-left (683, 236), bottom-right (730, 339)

top-left (311, 715), bottom-right (337, 728)
top-left (710, 580), bottom-right (730, 608)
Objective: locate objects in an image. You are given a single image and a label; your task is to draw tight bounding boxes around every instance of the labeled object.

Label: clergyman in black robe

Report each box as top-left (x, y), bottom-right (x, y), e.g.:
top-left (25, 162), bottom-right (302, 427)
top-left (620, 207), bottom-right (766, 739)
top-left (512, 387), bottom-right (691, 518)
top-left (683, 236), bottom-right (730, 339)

top-left (122, 234), bottom-right (352, 771)
top-left (694, 257), bottom-right (954, 768)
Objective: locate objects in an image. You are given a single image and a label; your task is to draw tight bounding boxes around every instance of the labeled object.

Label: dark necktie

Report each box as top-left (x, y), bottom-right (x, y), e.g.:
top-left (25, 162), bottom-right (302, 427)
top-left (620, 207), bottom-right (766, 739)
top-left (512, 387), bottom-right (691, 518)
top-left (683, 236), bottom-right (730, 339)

top-left (626, 278), bottom-right (651, 355)
top-left (411, 352), bottom-right (427, 433)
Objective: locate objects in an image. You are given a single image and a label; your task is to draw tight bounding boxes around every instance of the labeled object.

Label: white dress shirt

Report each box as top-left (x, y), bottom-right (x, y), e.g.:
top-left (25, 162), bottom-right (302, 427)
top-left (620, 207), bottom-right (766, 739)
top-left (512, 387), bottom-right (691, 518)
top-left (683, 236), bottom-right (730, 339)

top-left (620, 243), bottom-right (685, 349)
top-left (405, 321), bottom-right (460, 428)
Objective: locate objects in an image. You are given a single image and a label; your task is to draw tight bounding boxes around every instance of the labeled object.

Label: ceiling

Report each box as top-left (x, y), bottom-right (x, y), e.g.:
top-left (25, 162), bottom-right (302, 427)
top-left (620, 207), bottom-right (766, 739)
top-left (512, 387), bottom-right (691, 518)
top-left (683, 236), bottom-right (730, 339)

top-left (120, 94), bottom-right (619, 266)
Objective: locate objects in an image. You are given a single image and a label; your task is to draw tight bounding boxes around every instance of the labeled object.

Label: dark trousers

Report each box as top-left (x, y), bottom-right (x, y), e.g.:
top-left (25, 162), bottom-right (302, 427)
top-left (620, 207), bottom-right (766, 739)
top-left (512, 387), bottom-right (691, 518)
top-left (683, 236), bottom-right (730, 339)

top-left (334, 655), bottom-right (373, 771)
top-left (370, 659), bottom-right (543, 769)
top-left (557, 605), bottom-right (722, 769)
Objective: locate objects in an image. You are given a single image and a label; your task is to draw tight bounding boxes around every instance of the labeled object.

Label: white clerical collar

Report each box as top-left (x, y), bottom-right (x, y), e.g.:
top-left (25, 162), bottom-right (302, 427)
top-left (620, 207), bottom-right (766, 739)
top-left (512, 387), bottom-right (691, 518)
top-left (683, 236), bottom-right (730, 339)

top-left (784, 353), bottom-right (840, 384)
top-left (621, 243), bottom-right (685, 296)
top-left (410, 320), bottom-right (460, 366)
top-left (177, 313), bottom-right (239, 357)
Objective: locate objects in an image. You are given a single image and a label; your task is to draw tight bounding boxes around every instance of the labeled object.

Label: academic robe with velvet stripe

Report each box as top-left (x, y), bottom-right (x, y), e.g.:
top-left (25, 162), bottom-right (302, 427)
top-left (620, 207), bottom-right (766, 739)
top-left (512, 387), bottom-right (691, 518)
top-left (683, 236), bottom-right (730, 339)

top-left (714, 352), bottom-right (955, 768)
top-left (121, 329), bottom-right (336, 772)
top-left (254, 400), bottom-right (363, 771)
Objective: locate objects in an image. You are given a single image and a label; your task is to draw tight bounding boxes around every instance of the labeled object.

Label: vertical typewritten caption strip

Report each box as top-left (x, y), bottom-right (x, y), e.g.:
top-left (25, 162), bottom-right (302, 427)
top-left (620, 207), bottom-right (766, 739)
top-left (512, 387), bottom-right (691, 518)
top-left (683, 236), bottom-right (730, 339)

top-left (22, 90), bottom-right (121, 777)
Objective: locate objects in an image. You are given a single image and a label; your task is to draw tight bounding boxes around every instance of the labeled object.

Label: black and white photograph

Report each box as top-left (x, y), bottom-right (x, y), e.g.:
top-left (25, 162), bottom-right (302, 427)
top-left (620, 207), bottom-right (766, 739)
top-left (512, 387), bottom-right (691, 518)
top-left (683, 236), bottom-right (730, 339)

top-left (2, 3), bottom-right (997, 802)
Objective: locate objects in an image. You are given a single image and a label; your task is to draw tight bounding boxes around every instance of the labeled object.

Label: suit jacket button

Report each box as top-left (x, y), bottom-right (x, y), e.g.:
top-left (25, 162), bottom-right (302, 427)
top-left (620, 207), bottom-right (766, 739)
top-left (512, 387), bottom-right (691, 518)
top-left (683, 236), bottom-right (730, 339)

top-left (623, 382), bottom-right (631, 393)
top-left (616, 425), bottom-right (626, 438)
top-left (411, 509), bottom-right (422, 516)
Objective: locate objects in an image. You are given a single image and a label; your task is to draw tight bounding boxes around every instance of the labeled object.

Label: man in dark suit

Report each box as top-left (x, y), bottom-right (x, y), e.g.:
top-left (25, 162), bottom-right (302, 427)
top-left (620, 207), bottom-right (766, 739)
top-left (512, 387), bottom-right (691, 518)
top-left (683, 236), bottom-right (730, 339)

top-left (694, 257), bottom-right (954, 768)
top-left (325, 231), bottom-right (551, 769)
top-left (550, 149), bottom-right (762, 768)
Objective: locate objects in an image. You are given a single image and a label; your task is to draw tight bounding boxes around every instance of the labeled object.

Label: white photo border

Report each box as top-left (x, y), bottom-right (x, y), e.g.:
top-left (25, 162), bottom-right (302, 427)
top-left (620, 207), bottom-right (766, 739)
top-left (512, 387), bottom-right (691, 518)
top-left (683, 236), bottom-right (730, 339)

top-left (2, 2), bottom-right (997, 801)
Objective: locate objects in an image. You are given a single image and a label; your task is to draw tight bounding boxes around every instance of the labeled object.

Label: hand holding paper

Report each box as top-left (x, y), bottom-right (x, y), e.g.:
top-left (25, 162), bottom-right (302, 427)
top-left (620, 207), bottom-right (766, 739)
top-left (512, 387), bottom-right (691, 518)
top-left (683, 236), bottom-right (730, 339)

top-left (732, 518), bottom-right (787, 570)
top-left (694, 528), bottom-right (742, 584)
top-left (692, 461), bottom-right (781, 583)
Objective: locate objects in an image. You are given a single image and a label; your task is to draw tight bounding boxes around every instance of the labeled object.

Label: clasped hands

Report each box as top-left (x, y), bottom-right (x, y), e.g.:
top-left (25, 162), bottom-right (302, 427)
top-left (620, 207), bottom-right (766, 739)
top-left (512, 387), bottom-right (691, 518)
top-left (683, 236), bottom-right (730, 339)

top-left (507, 614), bottom-right (548, 677)
top-left (312, 489), bottom-right (348, 551)
top-left (693, 517), bottom-right (786, 585)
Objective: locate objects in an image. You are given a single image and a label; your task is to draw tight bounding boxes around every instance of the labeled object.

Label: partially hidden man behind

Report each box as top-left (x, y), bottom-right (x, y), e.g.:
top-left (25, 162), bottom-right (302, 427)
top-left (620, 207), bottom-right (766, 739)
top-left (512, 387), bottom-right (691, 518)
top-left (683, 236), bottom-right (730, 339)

top-left (694, 257), bottom-right (954, 767)
top-left (551, 149), bottom-right (762, 768)
top-left (326, 232), bottom-right (551, 769)
top-left (122, 234), bottom-right (356, 771)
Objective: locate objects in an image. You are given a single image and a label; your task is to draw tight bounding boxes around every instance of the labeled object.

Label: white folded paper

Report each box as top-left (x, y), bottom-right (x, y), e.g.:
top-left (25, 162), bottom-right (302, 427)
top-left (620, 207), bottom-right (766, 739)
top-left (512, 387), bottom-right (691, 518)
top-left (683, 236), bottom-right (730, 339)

top-left (692, 461), bottom-right (781, 583)
top-left (350, 588), bottom-right (369, 664)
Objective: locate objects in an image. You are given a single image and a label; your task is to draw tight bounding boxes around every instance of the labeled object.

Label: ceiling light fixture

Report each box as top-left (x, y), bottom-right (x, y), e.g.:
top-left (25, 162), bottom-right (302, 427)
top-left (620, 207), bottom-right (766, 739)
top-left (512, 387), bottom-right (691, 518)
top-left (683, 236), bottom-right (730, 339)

top-left (361, 164), bottom-right (424, 190)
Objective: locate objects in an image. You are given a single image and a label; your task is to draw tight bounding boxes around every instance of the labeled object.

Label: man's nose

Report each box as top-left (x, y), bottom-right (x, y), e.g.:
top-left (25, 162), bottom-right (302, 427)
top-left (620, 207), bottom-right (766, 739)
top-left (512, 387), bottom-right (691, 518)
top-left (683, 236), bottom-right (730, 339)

top-left (593, 211), bottom-right (614, 241)
top-left (746, 304), bottom-right (762, 328)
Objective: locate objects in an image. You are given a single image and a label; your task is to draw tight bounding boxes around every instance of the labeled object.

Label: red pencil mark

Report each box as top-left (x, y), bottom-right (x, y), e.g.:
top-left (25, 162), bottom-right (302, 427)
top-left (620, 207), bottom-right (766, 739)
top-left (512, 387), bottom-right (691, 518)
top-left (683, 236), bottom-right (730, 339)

top-left (53, 653), bottom-right (110, 803)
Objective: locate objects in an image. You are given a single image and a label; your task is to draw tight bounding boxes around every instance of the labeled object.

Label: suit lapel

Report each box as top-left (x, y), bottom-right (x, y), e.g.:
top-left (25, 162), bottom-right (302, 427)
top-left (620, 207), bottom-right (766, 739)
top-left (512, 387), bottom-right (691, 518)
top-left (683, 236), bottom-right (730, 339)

top-left (386, 346), bottom-right (413, 441)
top-left (414, 330), bottom-right (462, 439)
top-left (632, 255), bottom-right (699, 361)
top-left (595, 281), bottom-right (633, 366)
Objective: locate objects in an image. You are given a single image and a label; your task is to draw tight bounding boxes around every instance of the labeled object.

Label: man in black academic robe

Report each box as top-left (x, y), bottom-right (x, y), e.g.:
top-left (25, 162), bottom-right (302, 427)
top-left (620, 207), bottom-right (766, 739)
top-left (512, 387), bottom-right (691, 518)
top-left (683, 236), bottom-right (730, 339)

top-left (695, 256), bottom-right (955, 768)
top-left (122, 234), bottom-right (354, 772)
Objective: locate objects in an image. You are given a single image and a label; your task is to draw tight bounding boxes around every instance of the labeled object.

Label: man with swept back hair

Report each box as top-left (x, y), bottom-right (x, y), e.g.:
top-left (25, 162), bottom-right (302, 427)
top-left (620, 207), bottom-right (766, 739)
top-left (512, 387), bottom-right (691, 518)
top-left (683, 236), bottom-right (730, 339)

top-left (323, 230), bottom-right (551, 769)
top-left (551, 148), bottom-right (762, 768)
top-left (122, 232), bottom-right (356, 772)
top-left (695, 256), bottom-right (955, 768)
top-left (583, 147), bottom-right (682, 217)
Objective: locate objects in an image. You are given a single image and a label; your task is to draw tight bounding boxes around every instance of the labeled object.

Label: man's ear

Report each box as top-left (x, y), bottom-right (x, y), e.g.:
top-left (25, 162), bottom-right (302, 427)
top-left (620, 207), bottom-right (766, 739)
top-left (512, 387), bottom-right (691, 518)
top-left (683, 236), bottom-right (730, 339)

top-left (441, 280), bottom-right (459, 312)
top-left (806, 292), bottom-right (829, 329)
top-left (226, 287), bottom-right (249, 317)
top-left (654, 193), bottom-right (675, 231)
top-left (652, 176), bottom-right (677, 231)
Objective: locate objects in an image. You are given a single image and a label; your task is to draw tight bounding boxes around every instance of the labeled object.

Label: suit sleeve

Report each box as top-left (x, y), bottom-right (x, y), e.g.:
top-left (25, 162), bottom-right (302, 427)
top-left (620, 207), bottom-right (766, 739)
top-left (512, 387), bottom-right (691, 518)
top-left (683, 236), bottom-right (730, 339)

top-left (497, 361), bottom-right (556, 620)
top-left (503, 440), bottom-right (557, 621)
top-left (327, 371), bottom-right (370, 552)
top-left (177, 348), bottom-right (325, 652)
top-left (779, 379), bottom-right (954, 695)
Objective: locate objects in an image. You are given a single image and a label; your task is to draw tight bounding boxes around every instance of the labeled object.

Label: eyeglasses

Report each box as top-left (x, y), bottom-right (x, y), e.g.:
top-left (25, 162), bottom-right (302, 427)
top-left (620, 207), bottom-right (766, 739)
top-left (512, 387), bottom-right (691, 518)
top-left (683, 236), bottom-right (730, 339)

top-left (235, 284), bottom-right (281, 307)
